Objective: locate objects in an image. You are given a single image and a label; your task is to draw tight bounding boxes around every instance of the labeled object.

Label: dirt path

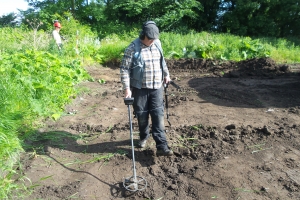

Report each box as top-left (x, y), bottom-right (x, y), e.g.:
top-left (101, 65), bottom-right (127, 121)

top-left (20, 58), bottom-right (300, 200)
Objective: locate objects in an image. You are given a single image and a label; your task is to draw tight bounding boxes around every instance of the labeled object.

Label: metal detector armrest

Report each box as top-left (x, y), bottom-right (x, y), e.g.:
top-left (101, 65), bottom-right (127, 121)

top-left (124, 98), bottom-right (134, 105)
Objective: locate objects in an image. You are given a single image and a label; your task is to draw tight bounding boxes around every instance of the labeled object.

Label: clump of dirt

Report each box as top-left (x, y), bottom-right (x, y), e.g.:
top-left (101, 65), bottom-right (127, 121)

top-left (19, 58), bottom-right (300, 200)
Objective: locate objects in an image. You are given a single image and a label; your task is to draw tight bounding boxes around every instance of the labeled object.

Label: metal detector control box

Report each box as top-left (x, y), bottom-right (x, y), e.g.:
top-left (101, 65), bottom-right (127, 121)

top-left (124, 98), bottom-right (134, 105)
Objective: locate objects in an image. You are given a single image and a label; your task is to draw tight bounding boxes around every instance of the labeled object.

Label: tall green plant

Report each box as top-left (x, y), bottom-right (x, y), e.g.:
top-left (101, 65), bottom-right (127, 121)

top-left (0, 50), bottom-right (90, 198)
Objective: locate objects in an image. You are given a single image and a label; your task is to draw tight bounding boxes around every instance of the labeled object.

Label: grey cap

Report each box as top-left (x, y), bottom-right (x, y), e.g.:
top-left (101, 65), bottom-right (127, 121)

top-left (144, 22), bottom-right (159, 39)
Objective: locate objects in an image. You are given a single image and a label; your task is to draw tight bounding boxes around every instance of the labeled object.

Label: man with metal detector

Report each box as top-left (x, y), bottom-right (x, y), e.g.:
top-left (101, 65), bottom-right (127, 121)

top-left (120, 21), bottom-right (173, 156)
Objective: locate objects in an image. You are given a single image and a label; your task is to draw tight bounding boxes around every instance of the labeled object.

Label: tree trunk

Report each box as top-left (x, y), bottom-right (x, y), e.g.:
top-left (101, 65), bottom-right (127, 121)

top-left (71, 0), bottom-right (75, 12)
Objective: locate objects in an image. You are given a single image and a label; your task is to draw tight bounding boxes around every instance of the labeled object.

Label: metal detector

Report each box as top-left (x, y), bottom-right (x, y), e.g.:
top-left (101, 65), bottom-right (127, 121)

top-left (123, 98), bottom-right (147, 192)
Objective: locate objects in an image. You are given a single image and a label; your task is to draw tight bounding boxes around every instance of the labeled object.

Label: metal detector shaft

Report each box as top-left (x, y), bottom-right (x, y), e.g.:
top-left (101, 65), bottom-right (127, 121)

top-left (128, 105), bottom-right (137, 181)
top-left (125, 98), bottom-right (137, 182)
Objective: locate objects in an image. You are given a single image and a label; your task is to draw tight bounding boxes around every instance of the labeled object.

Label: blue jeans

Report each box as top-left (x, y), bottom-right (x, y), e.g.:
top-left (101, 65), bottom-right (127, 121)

top-left (132, 86), bottom-right (168, 150)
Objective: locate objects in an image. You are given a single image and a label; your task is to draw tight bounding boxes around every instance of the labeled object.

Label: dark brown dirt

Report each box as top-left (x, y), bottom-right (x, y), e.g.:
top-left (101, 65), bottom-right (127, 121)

top-left (19, 58), bottom-right (300, 200)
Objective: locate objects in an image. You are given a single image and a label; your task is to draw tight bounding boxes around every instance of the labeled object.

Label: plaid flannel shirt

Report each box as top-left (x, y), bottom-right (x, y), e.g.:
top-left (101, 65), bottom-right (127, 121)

top-left (120, 39), bottom-right (169, 90)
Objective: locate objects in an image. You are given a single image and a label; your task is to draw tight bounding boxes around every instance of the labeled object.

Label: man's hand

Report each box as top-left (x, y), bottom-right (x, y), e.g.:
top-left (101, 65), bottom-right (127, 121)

top-left (164, 76), bottom-right (171, 84)
top-left (124, 88), bottom-right (132, 98)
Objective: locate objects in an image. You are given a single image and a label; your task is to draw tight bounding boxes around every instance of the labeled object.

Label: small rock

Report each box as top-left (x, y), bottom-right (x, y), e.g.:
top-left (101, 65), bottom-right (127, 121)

top-left (225, 124), bottom-right (236, 130)
top-left (169, 184), bottom-right (178, 190)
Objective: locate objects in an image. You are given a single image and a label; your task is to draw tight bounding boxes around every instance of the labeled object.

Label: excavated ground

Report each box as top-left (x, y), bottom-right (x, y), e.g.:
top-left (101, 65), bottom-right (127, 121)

top-left (19, 58), bottom-right (300, 200)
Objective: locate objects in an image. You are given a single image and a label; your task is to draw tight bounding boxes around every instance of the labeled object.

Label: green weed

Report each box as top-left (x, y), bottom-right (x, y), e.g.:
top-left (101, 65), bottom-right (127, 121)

top-left (64, 153), bottom-right (114, 166)
top-left (247, 143), bottom-right (273, 154)
top-left (233, 188), bottom-right (261, 193)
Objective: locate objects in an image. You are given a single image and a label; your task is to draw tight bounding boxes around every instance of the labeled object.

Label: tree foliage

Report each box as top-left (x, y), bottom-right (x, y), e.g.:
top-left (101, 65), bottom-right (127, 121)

top-left (0, 13), bottom-right (18, 27)
top-left (16, 0), bottom-right (300, 38)
top-left (102, 0), bottom-right (203, 33)
top-left (194, 0), bottom-right (222, 32)
top-left (218, 0), bottom-right (300, 37)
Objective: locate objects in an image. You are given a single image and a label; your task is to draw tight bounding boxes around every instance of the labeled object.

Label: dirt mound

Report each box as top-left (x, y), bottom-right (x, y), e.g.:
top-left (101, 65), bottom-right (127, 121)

top-left (19, 58), bottom-right (300, 200)
top-left (166, 57), bottom-right (291, 78)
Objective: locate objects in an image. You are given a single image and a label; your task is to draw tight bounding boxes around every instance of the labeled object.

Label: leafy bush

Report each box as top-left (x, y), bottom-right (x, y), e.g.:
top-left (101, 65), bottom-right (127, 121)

top-left (0, 50), bottom-right (90, 199)
top-left (161, 32), bottom-right (271, 61)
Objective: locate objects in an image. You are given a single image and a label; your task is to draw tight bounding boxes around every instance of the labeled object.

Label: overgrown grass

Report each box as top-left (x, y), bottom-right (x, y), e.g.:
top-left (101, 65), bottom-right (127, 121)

top-left (2, 26), bottom-right (299, 66)
top-left (0, 16), bottom-right (101, 198)
top-left (98, 31), bottom-right (300, 64)
top-left (262, 37), bottom-right (300, 63)
top-left (162, 32), bottom-right (300, 63)
top-left (0, 58), bottom-right (32, 198)
top-left (0, 50), bottom-right (91, 199)
top-left (97, 34), bottom-right (133, 64)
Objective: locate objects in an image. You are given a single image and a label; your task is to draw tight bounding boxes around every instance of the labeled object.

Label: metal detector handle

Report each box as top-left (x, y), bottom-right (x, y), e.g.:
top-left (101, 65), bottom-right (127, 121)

top-left (124, 98), bottom-right (134, 105)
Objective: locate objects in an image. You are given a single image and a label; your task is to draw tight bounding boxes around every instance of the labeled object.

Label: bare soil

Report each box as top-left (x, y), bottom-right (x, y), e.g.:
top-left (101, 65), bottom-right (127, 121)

top-left (19, 58), bottom-right (300, 200)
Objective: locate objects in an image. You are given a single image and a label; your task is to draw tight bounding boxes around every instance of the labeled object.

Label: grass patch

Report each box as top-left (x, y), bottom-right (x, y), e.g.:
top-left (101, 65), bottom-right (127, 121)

top-left (22, 131), bottom-right (81, 153)
top-left (63, 153), bottom-right (114, 166)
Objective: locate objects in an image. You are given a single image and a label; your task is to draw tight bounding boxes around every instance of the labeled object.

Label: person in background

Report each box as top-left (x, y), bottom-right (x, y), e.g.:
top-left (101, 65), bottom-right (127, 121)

top-left (120, 21), bottom-right (173, 156)
top-left (52, 20), bottom-right (62, 50)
